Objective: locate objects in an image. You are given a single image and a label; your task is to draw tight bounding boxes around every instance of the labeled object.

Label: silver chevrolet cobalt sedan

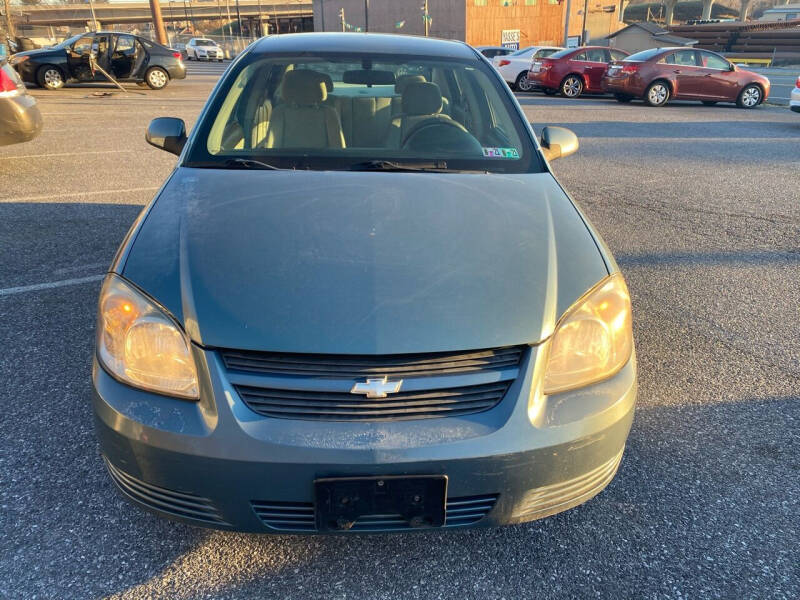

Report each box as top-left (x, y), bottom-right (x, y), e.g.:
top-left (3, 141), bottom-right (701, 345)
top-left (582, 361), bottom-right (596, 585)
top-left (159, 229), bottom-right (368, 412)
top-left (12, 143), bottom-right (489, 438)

top-left (93, 33), bottom-right (636, 533)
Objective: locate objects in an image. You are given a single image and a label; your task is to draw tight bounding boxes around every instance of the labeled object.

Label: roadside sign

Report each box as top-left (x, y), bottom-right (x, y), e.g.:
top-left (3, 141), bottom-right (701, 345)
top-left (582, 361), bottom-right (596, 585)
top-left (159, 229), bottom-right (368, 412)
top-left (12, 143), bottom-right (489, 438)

top-left (566, 35), bottom-right (581, 48)
top-left (501, 29), bottom-right (520, 50)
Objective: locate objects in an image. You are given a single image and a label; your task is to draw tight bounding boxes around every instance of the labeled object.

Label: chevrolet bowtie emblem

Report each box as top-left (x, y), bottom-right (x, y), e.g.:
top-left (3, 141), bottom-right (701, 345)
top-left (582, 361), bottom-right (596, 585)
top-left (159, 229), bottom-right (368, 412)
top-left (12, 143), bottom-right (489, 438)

top-left (350, 376), bottom-right (403, 399)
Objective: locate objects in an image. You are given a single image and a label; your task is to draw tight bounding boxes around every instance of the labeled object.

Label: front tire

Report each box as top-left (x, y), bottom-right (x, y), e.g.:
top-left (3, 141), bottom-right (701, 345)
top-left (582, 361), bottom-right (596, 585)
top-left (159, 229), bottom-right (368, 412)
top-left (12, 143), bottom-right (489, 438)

top-left (144, 67), bottom-right (169, 90)
top-left (515, 71), bottom-right (534, 92)
top-left (644, 81), bottom-right (670, 107)
top-left (36, 65), bottom-right (65, 90)
top-left (560, 75), bottom-right (583, 98)
top-left (737, 84), bottom-right (762, 109)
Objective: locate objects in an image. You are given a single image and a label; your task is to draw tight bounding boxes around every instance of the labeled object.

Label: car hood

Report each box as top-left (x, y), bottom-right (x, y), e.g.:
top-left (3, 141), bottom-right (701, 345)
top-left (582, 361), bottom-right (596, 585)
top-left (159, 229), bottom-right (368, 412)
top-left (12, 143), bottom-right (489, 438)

top-left (121, 168), bottom-right (608, 354)
top-left (12, 48), bottom-right (60, 59)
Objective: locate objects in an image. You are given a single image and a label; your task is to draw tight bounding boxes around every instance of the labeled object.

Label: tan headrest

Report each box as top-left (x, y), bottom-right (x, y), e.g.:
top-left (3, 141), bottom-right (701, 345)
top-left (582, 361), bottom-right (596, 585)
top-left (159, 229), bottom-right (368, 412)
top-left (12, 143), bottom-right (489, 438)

top-left (281, 70), bottom-right (327, 105)
top-left (395, 74), bottom-right (426, 95)
top-left (402, 81), bottom-right (443, 116)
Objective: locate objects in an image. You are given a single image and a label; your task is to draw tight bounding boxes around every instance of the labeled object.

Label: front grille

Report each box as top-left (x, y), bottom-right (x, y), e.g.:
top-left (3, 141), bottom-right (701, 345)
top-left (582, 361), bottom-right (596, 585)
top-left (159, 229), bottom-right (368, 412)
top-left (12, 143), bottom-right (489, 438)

top-left (221, 346), bottom-right (525, 379)
top-left (235, 381), bottom-right (510, 421)
top-left (105, 459), bottom-right (227, 525)
top-left (252, 494), bottom-right (498, 532)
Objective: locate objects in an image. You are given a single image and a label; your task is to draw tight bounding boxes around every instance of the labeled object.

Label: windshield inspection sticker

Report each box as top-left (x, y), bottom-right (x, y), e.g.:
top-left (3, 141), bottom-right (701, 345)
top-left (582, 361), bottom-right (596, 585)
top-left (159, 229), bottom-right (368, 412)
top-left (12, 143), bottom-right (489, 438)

top-left (482, 147), bottom-right (520, 159)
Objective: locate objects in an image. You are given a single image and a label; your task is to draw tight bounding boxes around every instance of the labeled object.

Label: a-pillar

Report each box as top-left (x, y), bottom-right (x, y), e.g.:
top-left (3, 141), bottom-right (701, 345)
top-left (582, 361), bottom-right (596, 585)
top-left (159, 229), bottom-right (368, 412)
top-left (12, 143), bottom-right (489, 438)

top-left (739, 0), bottom-right (752, 20)
top-left (701, 0), bottom-right (715, 20)
top-left (664, 0), bottom-right (679, 26)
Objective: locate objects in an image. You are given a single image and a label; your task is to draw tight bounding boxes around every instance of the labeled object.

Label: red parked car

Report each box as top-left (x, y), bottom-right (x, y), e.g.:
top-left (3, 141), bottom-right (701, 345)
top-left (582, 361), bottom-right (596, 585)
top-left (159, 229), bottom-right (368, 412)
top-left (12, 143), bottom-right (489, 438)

top-left (602, 47), bottom-right (770, 108)
top-left (528, 46), bottom-right (630, 98)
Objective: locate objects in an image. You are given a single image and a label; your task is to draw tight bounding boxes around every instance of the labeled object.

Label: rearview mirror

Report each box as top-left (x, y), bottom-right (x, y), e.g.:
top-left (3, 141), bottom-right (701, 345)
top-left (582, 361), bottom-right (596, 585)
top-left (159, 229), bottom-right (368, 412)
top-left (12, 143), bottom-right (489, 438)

top-left (146, 117), bottom-right (187, 156)
top-left (540, 126), bottom-right (579, 162)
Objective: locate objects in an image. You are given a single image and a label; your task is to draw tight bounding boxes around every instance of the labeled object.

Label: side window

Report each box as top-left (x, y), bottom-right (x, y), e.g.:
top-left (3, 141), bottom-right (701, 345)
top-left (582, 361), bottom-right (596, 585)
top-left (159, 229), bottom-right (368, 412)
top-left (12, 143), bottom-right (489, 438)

top-left (572, 52), bottom-right (587, 61)
top-left (586, 49), bottom-right (606, 63)
top-left (610, 50), bottom-right (627, 61)
top-left (674, 51), bottom-right (699, 67)
top-left (659, 53), bottom-right (676, 65)
top-left (700, 52), bottom-right (730, 70)
top-left (115, 35), bottom-right (135, 55)
top-left (71, 36), bottom-right (94, 56)
top-left (536, 49), bottom-right (557, 58)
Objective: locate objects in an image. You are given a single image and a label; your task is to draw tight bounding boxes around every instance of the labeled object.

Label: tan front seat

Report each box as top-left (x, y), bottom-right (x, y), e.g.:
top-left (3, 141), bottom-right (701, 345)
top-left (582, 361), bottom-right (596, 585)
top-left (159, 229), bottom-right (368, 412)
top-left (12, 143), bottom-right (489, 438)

top-left (265, 70), bottom-right (345, 149)
top-left (387, 81), bottom-right (454, 148)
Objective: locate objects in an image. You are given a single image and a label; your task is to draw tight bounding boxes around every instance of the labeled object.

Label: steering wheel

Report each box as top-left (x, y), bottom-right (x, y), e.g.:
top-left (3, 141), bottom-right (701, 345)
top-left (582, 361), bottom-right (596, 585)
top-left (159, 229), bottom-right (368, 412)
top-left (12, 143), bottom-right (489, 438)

top-left (401, 118), bottom-right (482, 154)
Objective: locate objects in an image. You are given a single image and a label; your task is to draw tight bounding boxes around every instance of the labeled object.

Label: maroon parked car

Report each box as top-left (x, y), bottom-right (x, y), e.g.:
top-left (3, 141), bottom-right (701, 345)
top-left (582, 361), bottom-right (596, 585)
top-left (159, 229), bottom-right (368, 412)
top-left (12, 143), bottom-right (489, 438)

top-left (528, 46), bottom-right (630, 98)
top-left (603, 47), bottom-right (770, 108)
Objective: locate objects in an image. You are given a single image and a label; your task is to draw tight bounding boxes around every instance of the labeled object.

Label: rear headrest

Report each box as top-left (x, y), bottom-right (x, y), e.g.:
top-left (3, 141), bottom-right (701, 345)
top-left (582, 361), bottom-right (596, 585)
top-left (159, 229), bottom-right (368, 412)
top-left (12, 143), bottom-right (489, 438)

top-left (402, 82), bottom-right (443, 116)
top-left (395, 74), bottom-right (426, 95)
top-left (281, 70), bottom-right (327, 105)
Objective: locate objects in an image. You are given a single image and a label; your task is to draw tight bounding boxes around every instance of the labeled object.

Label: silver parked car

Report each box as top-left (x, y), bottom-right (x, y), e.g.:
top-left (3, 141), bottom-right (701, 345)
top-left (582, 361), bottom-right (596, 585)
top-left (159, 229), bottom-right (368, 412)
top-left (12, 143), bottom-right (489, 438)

top-left (93, 33), bottom-right (636, 533)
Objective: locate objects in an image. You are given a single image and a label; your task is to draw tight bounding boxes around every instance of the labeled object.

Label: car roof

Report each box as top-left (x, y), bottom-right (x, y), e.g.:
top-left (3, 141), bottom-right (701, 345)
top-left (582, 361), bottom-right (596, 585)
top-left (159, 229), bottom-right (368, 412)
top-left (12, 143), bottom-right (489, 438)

top-left (251, 32), bottom-right (475, 59)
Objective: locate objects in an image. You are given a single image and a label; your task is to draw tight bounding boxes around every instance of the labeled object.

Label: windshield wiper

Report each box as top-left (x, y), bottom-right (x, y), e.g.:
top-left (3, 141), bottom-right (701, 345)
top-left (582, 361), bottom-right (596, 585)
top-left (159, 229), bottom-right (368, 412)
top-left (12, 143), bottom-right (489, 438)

top-left (345, 160), bottom-right (452, 172)
top-left (223, 158), bottom-right (288, 171)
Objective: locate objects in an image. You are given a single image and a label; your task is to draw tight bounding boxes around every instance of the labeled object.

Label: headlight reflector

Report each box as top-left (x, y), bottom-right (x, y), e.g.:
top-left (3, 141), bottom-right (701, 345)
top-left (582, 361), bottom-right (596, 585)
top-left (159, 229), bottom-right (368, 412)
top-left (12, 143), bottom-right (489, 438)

top-left (543, 273), bottom-right (633, 395)
top-left (97, 275), bottom-right (199, 399)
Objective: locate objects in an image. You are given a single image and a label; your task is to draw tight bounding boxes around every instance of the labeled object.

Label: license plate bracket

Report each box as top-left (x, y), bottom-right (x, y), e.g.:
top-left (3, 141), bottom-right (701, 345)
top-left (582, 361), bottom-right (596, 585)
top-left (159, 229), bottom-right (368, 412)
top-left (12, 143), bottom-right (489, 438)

top-left (314, 475), bottom-right (447, 532)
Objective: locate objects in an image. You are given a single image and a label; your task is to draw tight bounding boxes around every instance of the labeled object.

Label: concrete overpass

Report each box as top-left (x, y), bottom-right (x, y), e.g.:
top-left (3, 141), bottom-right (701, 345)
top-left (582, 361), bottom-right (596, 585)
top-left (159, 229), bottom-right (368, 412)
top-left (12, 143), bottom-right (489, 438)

top-left (621, 0), bottom-right (758, 26)
top-left (12, 1), bottom-right (312, 30)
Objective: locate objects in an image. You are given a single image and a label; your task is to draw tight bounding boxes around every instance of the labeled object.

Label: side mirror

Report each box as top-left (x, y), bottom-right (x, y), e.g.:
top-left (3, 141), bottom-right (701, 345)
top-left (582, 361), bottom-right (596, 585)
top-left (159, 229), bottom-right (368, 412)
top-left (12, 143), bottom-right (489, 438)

top-left (729, 63), bottom-right (736, 72)
top-left (146, 117), bottom-right (187, 156)
top-left (540, 126), bottom-right (579, 162)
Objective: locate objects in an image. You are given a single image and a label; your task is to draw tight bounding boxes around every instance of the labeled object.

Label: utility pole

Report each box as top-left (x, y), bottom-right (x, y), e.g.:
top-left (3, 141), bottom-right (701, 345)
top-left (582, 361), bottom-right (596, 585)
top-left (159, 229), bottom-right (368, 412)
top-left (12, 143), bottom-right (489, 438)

top-left (339, 7), bottom-right (345, 32)
top-left (423, 0), bottom-right (429, 37)
top-left (148, 0), bottom-right (168, 45)
top-left (364, 0), bottom-right (369, 32)
top-left (257, 0), bottom-right (263, 36)
top-left (581, 0), bottom-right (588, 45)
top-left (88, 0), bottom-right (99, 32)
top-left (3, 0), bottom-right (16, 41)
top-left (563, 0), bottom-right (572, 47)
top-left (225, 0), bottom-right (233, 39)
top-left (235, 0), bottom-right (242, 37)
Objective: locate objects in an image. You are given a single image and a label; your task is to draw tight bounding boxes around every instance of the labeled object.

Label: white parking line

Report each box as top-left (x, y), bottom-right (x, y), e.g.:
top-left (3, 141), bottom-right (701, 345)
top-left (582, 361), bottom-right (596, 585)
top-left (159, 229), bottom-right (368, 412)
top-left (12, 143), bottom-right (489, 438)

top-left (2, 186), bottom-right (159, 203)
top-left (0, 274), bottom-right (104, 297)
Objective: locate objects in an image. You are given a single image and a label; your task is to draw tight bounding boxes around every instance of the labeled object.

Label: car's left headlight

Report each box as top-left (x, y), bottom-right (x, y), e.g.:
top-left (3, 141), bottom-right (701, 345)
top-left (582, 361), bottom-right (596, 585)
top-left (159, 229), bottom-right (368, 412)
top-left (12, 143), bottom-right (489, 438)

top-left (96, 274), bottom-right (199, 399)
top-left (543, 273), bottom-right (633, 395)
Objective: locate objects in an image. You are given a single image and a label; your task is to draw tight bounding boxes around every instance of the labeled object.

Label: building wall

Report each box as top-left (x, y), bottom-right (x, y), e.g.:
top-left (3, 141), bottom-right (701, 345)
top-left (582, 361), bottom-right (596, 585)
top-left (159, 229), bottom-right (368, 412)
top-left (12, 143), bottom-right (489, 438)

top-left (465, 0), bottom-right (565, 47)
top-left (566, 1), bottom-right (625, 42)
top-left (313, 0), bottom-right (466, 41)
top-left (606, 28), bottom-right (659, 52)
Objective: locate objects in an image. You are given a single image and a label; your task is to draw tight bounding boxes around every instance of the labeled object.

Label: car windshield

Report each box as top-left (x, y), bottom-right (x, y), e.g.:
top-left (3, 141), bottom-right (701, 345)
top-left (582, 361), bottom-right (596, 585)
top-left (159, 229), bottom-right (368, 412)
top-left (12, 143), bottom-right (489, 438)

top-left (187, 51), bottom-right (541, 173)
top-left (623, 48), bottom-right (664, 62)
top-left (196, 39), bottom-right (217, 46)
top-left (509, 47), bottom-right (533, 57)
top-left (55, 34), bottom-right (84, 49)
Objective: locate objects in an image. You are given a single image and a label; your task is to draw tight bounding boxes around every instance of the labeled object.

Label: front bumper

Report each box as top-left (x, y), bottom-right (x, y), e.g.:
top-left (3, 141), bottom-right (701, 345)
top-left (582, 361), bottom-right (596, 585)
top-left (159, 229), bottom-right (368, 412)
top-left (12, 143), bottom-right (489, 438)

top-left (93, 344), bottom-right (637, 533)
top-left (0, 93), bottom-right (43, 146)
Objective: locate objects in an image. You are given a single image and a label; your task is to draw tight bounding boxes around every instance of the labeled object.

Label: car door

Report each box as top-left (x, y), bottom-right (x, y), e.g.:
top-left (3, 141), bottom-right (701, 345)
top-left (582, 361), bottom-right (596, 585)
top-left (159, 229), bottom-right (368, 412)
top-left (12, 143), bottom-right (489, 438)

top-left (697, 51), bottom-right (738, 100)
top-left (66, 34), bottom-right (94, 81)
top-left (659, 50), bottom-right (703, 97)
top-left (91, 34), bottom-right (112, 81)
top-left (581, 48), bottom-right (609, 91)
top-left (111, 34), bottom-right (137, 80)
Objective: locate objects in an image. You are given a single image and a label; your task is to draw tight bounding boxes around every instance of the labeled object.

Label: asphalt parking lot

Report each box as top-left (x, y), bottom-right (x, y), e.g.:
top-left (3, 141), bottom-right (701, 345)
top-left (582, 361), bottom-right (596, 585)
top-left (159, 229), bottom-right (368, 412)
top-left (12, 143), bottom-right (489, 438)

top-left (2, 61), bottom-right (799, 599)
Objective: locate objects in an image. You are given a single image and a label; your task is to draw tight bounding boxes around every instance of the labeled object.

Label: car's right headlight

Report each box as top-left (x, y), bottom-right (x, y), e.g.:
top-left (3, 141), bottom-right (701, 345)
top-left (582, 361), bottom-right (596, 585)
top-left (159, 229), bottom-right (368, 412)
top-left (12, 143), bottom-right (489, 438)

top-left (543, 273), bottom-right (633, 395)
top-left (96, 274), bottom-right (199, 399)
